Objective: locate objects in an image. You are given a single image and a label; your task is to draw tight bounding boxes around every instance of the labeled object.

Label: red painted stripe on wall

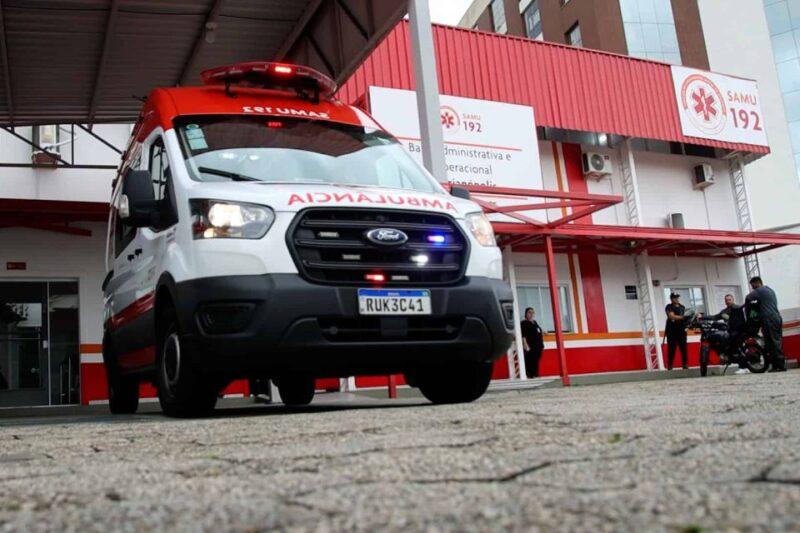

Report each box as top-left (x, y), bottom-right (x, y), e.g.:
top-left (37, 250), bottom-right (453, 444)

top-left (577, 249), bottom-right (609, 333)
top-left (561, 142), bottom-right (609, 332)
top-left (80, 343), bottom-right (102, 353)
top-left (561, 143), bottom-right (591, 221)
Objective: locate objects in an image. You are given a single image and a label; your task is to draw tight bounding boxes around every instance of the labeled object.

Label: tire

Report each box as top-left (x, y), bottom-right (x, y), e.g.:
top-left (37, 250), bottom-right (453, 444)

top-left (103, 335), bottom-right (139, 414)
top-left (699, 345), bottom-right (710, 377)
top-left (277, 374), bottom-right (315, 407)
top-left (745, 342), bottom-right (769, 374)
top-left (416, 360), bottom-right (493, 405)
top-left (156, 308), bottom-right (218, 418)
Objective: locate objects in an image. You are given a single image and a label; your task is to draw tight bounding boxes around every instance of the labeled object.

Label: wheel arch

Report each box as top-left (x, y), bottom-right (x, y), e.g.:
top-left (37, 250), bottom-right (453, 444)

top-left (155, 273), bottom-right (179, 342)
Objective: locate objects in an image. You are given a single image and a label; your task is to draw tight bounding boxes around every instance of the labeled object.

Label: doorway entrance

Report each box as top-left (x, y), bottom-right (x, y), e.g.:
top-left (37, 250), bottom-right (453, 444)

top-left (0, 281), bottom-right (80, 407)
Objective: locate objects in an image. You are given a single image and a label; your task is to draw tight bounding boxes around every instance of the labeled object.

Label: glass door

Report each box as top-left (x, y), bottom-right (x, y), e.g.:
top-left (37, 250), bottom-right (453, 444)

top-left (0, 282), bottom-right (49, 407)
top-left (0, 281), bottom-right (80, 407)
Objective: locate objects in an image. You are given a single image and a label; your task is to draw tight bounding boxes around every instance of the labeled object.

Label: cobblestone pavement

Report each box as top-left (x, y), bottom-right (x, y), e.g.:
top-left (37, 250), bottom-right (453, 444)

top-left (0, 371), bottom-right (798, 532)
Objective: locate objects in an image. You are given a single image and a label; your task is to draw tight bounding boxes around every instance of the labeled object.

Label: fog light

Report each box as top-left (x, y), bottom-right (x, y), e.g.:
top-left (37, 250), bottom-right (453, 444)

top-left (198, 303), bottom-right (255, 334)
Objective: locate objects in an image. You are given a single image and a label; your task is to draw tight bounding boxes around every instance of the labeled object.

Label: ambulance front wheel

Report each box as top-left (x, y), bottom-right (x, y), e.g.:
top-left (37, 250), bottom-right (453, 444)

top-left (156, 308), bottom-right (218, 418)
top-left (414, 359), bottom-right (493, 405)
top-left (103, 335), bottom-right (139, 415)
top-left (277, 374), bottom-right (316, 407)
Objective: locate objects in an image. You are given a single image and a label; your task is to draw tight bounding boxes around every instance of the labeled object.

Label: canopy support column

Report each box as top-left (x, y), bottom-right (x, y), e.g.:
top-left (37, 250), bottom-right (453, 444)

top-left (503, 246), bottom-right (527, 380)
top-left (729, 155), bottom-right (760, 281)
top-left (408, 0), bottom-right (447, 182)
top-left (619, 139), bottom-right (664, 371)
top-left (544, 235), bottom-right (570, 386)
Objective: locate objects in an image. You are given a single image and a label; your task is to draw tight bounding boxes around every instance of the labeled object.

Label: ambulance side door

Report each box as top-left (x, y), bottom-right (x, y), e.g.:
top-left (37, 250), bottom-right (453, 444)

top-left (127, 135), bottom-right (178, 335)
top-left (107, 166), bottom-right (144, 356)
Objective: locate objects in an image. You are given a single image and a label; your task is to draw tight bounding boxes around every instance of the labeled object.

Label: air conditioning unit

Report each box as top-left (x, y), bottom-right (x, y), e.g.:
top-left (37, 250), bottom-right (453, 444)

top-left (668, 212), bottom-right (685, 229)
top-left (693, 164), bottom-right (715, 190)
top-left (31, 125), bottom-right (60, 167)
top-left (582, 152), bottom-right (613, 179)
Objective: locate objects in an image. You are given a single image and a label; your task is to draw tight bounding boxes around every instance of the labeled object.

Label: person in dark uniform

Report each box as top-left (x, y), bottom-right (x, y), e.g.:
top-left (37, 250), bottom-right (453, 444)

top-left (706, 294), bottom-right (738, 322)
top-left (520, 307), bottom-right (544, 378)
top-left (665, 292), bottom-right (688, 370)
top-left (746, 276), bottom-right (786, 372)
top-left (703, 293), bottom-right (749, 373)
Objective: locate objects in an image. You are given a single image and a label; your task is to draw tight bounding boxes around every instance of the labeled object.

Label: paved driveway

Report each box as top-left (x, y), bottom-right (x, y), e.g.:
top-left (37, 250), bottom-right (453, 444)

top-left (1, 371), bottom-right (798, 532)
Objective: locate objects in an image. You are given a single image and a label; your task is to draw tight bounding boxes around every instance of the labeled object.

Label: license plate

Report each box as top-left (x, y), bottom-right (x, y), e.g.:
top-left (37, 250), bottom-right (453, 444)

top-left (358, 289), bottom-right (431, 315)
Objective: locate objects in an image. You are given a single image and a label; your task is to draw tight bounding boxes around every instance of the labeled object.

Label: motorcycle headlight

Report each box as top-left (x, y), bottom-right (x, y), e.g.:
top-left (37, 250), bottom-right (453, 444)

top-left (465, 212), bottom-right (496, 247)
top-left (190, 199), bottom-right (275, 239)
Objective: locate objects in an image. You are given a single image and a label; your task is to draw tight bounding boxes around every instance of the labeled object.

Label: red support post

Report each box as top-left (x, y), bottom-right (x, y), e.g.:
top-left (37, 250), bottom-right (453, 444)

top-left (544, 235), bottom-right (570, 386)
top-left (387, 374), bottom-right (397, 399)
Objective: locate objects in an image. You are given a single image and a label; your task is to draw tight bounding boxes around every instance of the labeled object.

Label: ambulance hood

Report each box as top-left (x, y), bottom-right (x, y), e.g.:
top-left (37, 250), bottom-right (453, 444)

top-left (186, 182), bottom-right (480, 218)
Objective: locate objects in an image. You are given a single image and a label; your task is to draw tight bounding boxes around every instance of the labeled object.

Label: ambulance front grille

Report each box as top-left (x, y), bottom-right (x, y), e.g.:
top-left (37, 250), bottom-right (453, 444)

top-left (287, 208), bottom-right (469, 286)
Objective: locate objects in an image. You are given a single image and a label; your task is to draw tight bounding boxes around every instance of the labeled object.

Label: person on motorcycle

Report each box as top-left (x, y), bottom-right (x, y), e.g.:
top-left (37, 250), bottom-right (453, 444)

top-left (746, 277), bottom-right (787, 372)
top-left (665, 292), bottom-right (689, 370)
top-left (703, 294), bottom-right (749, 374)
top-left (706, 294), bottom-right (738, 322)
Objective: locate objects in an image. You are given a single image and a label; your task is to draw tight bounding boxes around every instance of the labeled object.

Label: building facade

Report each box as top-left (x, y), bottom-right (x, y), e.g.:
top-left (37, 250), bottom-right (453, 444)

top-left (459, 0), bottom-right (800, 313)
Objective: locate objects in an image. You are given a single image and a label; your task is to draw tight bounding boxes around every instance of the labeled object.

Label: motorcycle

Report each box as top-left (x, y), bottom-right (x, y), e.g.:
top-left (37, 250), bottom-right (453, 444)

top-left (687, 307), bottom-right (767, 377)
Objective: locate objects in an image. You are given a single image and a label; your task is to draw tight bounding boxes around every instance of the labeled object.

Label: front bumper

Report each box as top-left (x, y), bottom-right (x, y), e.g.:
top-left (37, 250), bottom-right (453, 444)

top-left (173, 274), bottom-right (514, 378)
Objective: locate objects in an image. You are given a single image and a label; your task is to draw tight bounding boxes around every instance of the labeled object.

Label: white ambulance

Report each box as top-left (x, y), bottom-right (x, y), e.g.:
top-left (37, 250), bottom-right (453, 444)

top-left (103, 62), bottom-right (513, 416)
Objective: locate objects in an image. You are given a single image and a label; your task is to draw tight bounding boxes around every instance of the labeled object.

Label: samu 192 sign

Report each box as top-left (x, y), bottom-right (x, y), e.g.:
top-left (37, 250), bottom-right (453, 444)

top-left (671, 66), bottom-right (768, 147)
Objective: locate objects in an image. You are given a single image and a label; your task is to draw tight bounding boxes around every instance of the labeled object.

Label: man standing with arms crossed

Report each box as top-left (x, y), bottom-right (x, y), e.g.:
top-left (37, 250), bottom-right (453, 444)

top-left (746, 277), bottom-right (787, 372)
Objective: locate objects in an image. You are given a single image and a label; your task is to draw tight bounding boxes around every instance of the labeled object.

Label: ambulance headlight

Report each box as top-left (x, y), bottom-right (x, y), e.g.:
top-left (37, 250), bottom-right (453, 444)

top-left (190, 199), bottom-right (275, 239)
top-left (465, 212), bottom-right (496, 247)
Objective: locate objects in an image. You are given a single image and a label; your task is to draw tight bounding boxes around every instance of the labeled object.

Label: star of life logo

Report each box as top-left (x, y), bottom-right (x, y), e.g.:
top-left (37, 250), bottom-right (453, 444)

top-left (680, 74), bottom-right (726, 135)
top-left (440, 105), bottom-right (461, 130)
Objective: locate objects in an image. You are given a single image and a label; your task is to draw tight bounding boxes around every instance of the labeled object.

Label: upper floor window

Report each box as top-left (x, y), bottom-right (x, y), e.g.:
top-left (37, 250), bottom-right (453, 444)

top-left (619, 0), bottom-right (681, 64)
top-left (491, 0), bottom-right (507, 33)
top-left (566, 22), bottom-right (582, 47)
top-left (523, 0), bottom-right (543, 40)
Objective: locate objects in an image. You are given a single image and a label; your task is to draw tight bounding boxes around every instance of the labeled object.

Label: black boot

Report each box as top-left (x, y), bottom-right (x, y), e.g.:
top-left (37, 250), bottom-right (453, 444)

top-left (769, 359), bottom-right (787, 372)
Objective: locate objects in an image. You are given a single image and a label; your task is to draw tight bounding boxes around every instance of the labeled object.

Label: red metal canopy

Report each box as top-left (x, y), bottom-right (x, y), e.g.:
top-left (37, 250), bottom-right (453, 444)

top-left (464, 185), bottom-right (800, 257)
top-left (339, 21), bottom-right (769, 157)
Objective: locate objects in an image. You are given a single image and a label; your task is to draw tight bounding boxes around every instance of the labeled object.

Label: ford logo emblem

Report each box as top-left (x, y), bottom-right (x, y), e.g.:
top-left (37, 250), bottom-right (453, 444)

top-left (365, 228), bottom-right (408, 246)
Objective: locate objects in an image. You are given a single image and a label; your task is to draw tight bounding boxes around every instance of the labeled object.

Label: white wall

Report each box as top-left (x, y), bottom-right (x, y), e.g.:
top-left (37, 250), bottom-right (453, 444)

top-left (0, 124), bottom-right (129, 203)
top-left (698, 0), bottom-right (800, 309)
top-left (0, 224), bottom-right (107, 347)
top-left (599, 254), bottom-right (746, 333)
top-left (585, 146), bottom-right (739, 230)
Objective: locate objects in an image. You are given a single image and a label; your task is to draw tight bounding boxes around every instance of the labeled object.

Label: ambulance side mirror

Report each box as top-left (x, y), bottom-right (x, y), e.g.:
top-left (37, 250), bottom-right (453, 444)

top-left (450, 186), bottom-right (471, 200)
top-left (120, 170), bottom-right (157, 228)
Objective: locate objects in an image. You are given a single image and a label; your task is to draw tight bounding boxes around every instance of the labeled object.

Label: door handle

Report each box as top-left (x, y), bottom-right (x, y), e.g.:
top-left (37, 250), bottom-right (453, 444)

top-left (127, 254), bottom-right (135, 261)
top-left (135, 248), bottom-right (143, 256)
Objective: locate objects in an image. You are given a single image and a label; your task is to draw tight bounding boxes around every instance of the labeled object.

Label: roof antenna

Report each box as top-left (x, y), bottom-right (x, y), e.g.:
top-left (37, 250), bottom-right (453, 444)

top-left (224, 80), bottom-right (236, 98)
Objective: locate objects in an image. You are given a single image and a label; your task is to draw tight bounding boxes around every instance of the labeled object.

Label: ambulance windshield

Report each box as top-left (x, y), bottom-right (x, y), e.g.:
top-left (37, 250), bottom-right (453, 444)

top-left (175, 116), bottom-right (442, 194)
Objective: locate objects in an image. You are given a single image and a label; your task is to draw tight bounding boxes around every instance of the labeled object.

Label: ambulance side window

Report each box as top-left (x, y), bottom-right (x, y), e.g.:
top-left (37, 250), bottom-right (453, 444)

top-left (150, 139), bottom-right (169, 201)
top-left (113, 149), bottom-right (142, 257)
top-left (114, 184), bottom-right (136, 257)
top-left (149, 138), bottom-right (177, 230)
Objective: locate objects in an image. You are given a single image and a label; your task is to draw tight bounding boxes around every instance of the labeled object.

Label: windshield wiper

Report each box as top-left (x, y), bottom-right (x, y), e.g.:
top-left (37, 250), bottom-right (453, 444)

top-left (198, 166), bottom-right (261, 182)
